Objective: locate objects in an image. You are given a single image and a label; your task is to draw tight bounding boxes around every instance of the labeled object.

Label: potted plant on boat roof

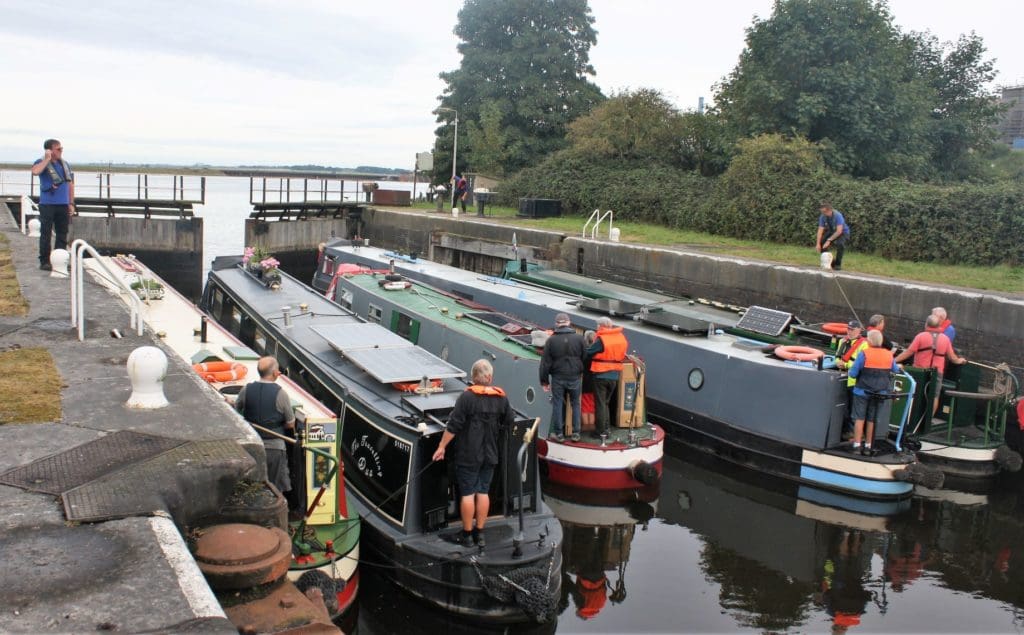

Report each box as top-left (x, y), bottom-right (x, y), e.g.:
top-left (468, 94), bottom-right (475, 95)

top-left (243, 246), bottom-right (282, 289)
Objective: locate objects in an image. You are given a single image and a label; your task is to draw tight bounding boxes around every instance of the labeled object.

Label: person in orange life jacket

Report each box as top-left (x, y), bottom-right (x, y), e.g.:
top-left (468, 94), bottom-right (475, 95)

top-left (866, 314), bottom-right (896, 351)
top-left (931, 306), bottom-right (956, 343)
top-left (433, 359), bottom-right (514, 548)
top-left (894, 314), bottom-right (966, 417)
top-left (575, 570), bottom-right (609, 620)
top-left (540, 312), bottom-right (586, 441)
top-left (234, 357), bottom-right (296, 496)
top-left (30, 138), bottom-right (77, 270)
top-left (848, 331), bottom-right (899, 454)
top-left (587, 317), bottom-right (629, 439)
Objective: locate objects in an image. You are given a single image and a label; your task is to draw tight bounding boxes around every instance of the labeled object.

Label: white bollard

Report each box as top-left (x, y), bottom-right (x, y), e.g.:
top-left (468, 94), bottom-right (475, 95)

top-left (126, 346), bottom-right (169, 409)
top-left (49, 248), bottom-right (70, 278)
top-left (609, 227), bottom-right (621, 242)
top-left (27, 218), bottom-right (41, 237)
top-left (820, 251), bottom-right (834, 270)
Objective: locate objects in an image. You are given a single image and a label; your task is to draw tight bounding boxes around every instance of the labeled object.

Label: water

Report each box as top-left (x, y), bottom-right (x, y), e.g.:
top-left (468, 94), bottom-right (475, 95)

top-left (7, 170), bottom-right (1024, 632)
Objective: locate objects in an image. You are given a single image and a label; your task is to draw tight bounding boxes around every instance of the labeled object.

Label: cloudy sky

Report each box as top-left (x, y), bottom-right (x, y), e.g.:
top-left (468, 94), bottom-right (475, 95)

top-left (1, 0), bottom-right (1021, 169)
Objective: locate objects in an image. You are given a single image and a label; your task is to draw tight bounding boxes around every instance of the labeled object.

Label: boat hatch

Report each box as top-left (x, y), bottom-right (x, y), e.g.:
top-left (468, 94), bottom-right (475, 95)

top-left (400, 391), bottom-right (461, 417)
top-left (506, 333), bottom-right (540, 349)
top-left (734, 306), bottom-right (794, 337)
top-left (465, 311), bottom-right (533, 334)
top-left (578, 297), bottom-right (645, 316)
top-left (637, 310), bottom-right (710, 335)
top-left (311, 323), bottom-right (466, 384)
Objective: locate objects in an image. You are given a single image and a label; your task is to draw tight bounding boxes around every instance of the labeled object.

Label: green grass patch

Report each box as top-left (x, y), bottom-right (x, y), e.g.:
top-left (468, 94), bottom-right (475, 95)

top-left (0, 347), bottom-right (63, 424)
top-left (0, 234), bottom-right (30, 317)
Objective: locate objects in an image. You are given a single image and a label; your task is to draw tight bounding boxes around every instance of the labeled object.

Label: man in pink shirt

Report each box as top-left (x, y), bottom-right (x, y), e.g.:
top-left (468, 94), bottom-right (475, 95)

top-left (895, 314), bottom-right (966, 416)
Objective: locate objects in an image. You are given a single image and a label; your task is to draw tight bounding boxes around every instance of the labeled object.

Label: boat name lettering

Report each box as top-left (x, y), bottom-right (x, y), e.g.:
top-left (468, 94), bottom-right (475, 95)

top-left (393, 439), bottom-right (411, 454)
top-left (352, 434), bottom-right (384, 478)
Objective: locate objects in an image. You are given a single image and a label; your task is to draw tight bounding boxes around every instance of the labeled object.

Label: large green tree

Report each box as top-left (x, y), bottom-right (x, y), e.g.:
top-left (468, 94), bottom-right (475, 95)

top-left (434, 0), bottom-right (604, 180)
top-left (714, 0), bottom-right (1000, 180)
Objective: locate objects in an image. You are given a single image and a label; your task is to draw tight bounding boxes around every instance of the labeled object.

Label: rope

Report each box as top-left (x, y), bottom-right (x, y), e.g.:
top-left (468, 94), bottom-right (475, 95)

top-left (831, 273), bottom-right (863, 328)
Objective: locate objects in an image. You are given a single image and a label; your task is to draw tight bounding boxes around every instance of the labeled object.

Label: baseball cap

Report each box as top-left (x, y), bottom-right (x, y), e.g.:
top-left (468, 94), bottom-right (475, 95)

top-left (847, 320), bottom-right (862, 329)
top-left (554, 313), bottom-right (571, 326)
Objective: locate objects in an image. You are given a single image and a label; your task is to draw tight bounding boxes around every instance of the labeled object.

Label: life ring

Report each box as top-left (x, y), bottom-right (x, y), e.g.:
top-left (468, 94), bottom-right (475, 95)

top-left (392, 379), bottom-right (444, 393)
top-left (821, 322), bottom-right (849, 335)
top-left (774, 345), bottom-right (825, 362)
top-left (193, 361), bottom-right (248, 383)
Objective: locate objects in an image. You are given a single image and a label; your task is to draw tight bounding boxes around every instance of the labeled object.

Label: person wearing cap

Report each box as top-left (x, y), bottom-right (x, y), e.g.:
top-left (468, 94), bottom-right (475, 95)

top-left (835, 320), bottom-right (868, 381)
top-left (539, 313), bottom-right (586, 441)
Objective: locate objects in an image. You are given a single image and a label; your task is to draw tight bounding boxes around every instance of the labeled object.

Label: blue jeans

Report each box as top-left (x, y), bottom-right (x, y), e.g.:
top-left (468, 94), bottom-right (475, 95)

top-left (550, 375), bottom-right (582, 436)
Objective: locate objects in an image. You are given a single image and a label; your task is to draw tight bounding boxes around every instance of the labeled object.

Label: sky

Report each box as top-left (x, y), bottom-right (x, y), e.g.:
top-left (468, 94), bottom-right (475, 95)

top-left (1, 0), bottom-right (1021, 169)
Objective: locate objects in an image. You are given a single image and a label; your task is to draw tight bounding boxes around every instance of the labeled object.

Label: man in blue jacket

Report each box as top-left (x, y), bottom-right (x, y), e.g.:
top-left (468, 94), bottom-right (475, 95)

top-left (30, 139), bottom-right (76, 270)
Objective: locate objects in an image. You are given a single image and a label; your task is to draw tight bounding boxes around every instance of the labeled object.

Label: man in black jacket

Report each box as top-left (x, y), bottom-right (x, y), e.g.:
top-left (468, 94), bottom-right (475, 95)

top-left (539, 313), bottom-right (586, 441)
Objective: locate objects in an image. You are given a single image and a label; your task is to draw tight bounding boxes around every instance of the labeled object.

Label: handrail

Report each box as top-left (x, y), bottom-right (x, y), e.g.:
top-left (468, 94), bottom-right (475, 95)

top-left (20, 195), bottom-right (38, 235)
top-left (582, 208), bottom-right (600, 238)
top-left (70, 240), bottom-right (144, 341)
top-left (582, 209), bottom-right (615, 239)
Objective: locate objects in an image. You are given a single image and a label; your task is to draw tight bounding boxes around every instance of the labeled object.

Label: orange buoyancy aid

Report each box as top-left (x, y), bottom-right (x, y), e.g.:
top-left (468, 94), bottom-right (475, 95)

top-left (467, 384), bottom-right (506, 397)
top-left (576, 576), bottom-right (608, 619)
top-left (855, 347), bottom-right (896, 394)
top-left (839, 336), bottom-right (867, 362)
top-left (591, 326), bottom-right (628, 374)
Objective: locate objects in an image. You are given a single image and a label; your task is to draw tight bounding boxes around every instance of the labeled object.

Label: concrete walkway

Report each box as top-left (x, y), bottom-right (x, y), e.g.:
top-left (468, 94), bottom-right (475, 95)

top-left (0, 206), bottom-right (262, 633)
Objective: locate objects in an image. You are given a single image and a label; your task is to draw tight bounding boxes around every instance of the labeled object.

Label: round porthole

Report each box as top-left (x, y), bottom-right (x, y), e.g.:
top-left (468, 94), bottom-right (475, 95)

top-left (526, 387), bottom-right (536, 404)
top-left (687, 368), bottom-right (704, 391)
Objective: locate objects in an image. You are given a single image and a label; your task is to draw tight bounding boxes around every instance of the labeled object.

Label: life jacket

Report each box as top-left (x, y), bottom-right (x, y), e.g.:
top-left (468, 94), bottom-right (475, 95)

top-left (467, 384), bottom-right (506, 397)
top-left (855, 347), bottom-right (895, 395)
top-left (838, 336), bottom-right (867, 362)
top-left (590, 326), bottom-right (627, 374)
top-left (241, 381), bottom-right (287, 439)
top-left (44, 160), bottom-right (72, 190)
top-left (576, 575), bottom-right (607, 619)
top-left (918, 326), bottom-right (950, 369)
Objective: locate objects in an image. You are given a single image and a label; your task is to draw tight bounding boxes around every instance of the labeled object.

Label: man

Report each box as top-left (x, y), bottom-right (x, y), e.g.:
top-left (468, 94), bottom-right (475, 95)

top-left (234, 357), bottom-right (296, 497)
top-left (931, 307), bottom-right (956, 343)
top-left (30, 138), bottom-right (76, 270)
top-left (834, 320), bottom-right (867, 438)
top-left (539, 312), bottom-right (586, 442)
top-left (866, 314), bottom-right (896, 351)
top-left (432, 359), bottom-right (513, 548)
top-left (587, 317), bottom-right (628, 440)
top-left (453, 173), bottom-right (468, 213)
top-left (848, 330), bottom-right (900, 454)
top-left (895, 314), bottom-right (966, 416)
top-left (815, 202), bottom-right (850, 271)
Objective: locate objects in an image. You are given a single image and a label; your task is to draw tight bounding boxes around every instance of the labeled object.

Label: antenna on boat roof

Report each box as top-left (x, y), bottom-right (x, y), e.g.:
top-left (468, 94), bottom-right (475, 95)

top-left (831, 273), bottom-right (863, 328)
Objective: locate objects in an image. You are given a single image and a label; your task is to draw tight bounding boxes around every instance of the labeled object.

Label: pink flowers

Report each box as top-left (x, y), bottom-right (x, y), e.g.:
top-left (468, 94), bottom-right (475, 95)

top-left (259, 257), bottom-right (280, 271)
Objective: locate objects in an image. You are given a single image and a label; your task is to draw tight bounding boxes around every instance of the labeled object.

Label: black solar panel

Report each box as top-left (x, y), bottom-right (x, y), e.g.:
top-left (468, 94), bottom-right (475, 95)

top-left (577, 298), bottom-right (645, 316)
top-left (734, 306), bottom-right (793, 336)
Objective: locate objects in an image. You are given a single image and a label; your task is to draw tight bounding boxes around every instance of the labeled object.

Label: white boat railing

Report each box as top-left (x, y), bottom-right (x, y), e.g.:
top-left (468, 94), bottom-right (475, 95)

top-left (582, 208), bottom-right (614, 239)
top-left (70, 239), bottom-right (143, 341)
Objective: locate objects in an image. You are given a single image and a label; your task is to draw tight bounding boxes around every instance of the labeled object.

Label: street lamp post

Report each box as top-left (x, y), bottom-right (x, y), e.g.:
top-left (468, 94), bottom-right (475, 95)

top-left (435, 106), bottom-right (459, 214)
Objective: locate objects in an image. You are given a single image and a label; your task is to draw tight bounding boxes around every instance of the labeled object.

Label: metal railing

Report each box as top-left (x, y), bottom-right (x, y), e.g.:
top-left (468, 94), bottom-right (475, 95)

top-left (583, 208), bottom-right (615, 239)
top-left (70, 240), bottom-right (144, 341)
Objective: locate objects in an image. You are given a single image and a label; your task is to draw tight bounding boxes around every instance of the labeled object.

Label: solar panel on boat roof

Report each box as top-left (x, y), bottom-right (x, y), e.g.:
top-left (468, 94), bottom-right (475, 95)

top-left (577, 298), bottom-right (645, 316)
top-left (311, 323), bottom-right (411, 351)
top-left (344, 347), bottom-right (466, 384)
top-left (734, 306), bottom-right (793, 336)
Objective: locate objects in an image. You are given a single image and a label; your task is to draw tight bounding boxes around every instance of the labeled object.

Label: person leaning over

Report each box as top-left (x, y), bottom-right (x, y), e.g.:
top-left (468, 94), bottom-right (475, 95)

top-left (30, 138), bottom-right (76, 270)
top-left (432, 359), bottom-right (513, 549)
top-left (848, 330), bottom-right (899, 455)
top-left (815, 201), bottom-right (850, 271)
top-left (234, 357), bottom-right (296, 497)
top-left (539, 312), bottom-right (586, 442)
top-left (587, 317), bottom-right (629, 440)
top-left (894, 314), bottom-right (966, 416)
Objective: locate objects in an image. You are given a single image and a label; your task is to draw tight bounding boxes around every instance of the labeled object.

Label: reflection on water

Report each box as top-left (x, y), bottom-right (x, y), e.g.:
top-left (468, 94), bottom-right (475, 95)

top-left (356, 438), bottom-right (1024, 633)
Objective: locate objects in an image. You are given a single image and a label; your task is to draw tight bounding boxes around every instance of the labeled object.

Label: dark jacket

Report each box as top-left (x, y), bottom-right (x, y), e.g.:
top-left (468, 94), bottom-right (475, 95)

top-left (539, 326), bottom-right (586, 383)
top-left (447, 386), bottom-right (514, 468)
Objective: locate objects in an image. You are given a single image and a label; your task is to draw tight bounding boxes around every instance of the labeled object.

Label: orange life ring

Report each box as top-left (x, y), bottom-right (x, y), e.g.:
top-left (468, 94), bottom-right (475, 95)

top-left (193, 361), bottom-right (248, 383)
top-left (821, 322), bottom-right (849, 335)
top-left (392, 379), bottom-right (444, 392)
top-left (774, 345), bottom-right (825, 362)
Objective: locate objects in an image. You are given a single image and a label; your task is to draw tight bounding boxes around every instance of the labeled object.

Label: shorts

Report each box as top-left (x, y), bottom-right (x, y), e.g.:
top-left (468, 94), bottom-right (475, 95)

top-left (581, 392), bottom-right (595, 415)
top-left (850, 394), bottom-right (882, 422)
top-left (456, 463), bottom-right (495, 496)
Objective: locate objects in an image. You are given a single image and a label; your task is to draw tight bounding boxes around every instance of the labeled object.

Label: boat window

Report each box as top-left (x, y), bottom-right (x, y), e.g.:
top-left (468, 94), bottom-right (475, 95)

top-left (211, 288), bottom-right (224, 321)
top-left (230, 306), bottom-right (241, 333)
top-left (322, 256), bottom-right (334, 276)
top-left (368, 304), bottom-right (383, 324)
top-left (339, 289), bottom-right (353, 311)
top-left (276, 343), bottom-right (290, 370)
top-left (525, 386), bottom-right (536, 404)
top-left (239, 314), bottom-right (255, 344)
top-left (253, 328), bottom-right (267, 354)
top-left (688, 368), bottom-right (704, 391)
top-left (392, 312), bottom-right (419, 344)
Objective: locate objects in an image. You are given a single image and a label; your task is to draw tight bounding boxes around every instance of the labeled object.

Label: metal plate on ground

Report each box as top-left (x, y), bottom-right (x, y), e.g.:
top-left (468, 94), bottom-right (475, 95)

top-left (0, 431), bottom-right (185, 494)
top-left (312, 323), bottom-right (411, 352)
top-left (344, 346), bottom-right (466, 384)
top-left (734, 305), bottom-right (793, 337)
top-left (577, 298), bottom-right (645, 317)
top-left (62, 439), bottom-right (252, 523)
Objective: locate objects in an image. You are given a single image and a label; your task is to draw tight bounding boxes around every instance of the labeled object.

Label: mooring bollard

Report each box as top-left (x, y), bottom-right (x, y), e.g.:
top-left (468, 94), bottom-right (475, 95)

top-left (126, 346), bottom-right (169, 409)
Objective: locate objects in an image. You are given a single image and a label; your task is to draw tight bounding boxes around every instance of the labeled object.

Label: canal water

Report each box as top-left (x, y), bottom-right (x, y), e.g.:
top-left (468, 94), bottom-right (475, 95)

top-left (5, 173), bottom-right (1023, 632)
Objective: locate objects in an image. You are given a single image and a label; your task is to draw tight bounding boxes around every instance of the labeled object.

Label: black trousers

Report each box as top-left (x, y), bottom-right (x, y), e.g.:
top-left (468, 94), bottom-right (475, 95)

top-left (593, 377), bottom-right (618, 435)
top-left (39, 204), bottom-right (70, 265)
top-left (832, 235), bottom-right (848, 269)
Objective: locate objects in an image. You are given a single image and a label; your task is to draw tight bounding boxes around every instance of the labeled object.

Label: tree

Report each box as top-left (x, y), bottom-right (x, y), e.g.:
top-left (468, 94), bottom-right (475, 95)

top-left (567, 89), bottom-right (684, 164)
top-left (714, 0), bottom-right (997, 180)
top-left (434, 0), bottom-right (604, 180)
top-left (465, 100), bottom-right (511, 176)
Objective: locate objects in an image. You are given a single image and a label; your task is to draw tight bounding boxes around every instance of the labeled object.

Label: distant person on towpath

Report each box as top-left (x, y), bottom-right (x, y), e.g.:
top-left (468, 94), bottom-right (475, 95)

top-left (30, 138), bottom-right (76, 270)
top-left (816, 202), bottom-right (850, 271)
top-left (453, 173), bottom-right (468, 213)
top-left (235, 356), bottom-right (296, 498)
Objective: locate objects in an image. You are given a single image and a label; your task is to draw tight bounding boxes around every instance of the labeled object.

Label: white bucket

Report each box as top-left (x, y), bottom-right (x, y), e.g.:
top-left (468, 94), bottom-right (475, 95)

top-left (609, 227), bottom-right (621, 242)
top-left (820, 251), bottom-right (834, 270)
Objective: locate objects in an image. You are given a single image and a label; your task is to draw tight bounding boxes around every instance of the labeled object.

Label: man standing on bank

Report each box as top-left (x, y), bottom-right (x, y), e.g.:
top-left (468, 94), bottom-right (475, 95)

top-left (587, 317), bottom-right (629, 441)
top-left (540, 312), bottom-right (586, 442)
top-left (235, 357), bottom-right (296, 498)
top-left (816, 202), bottom-right (850, 271)
top-left (30, 138), bottom-right (76, 270)
top-left (433, 359), bottom-right (513, 548)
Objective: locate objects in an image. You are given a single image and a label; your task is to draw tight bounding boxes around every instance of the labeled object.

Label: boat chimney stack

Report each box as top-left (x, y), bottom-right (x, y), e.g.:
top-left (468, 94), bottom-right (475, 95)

top-left (282, 306), bottom-right (292, 328)
top-left (389, 259), bottom-right (396, 275)
top-left (200, 315), bottom-right (208, 343)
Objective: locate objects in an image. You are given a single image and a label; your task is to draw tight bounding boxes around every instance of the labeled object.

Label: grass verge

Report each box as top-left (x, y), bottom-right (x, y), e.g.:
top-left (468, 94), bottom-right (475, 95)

top-left (0, 233), bottom-right (30, 316)
top-left (0, 347), bottom-right (63, 424)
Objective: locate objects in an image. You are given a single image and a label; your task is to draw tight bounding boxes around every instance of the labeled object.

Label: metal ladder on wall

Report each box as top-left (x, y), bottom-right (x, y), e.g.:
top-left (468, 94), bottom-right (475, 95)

top-left (583, 208), bottom-right (615, 239)
top-left (70, 239), bottom-right (144, 341)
